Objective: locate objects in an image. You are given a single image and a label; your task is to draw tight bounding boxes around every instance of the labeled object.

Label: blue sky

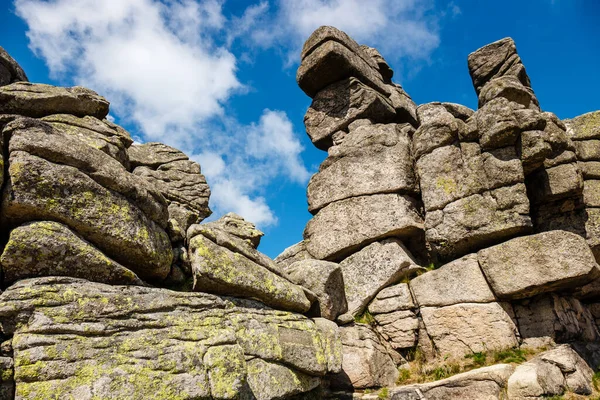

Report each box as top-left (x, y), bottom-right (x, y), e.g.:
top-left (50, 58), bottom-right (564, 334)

top-left (1, 0), bottom-right (599, 258)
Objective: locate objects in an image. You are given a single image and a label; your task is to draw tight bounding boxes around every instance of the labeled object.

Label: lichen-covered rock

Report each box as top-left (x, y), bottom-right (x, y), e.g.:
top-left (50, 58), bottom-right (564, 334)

top-left (188, 232), bottom-right (311, 313)
top-left (304, 193), bottom-right (423, 261)
top-left (477, 230), bottom-right (600, 300)
top-left (308, 123), bottom-right (417, 212)
top-left (202, 212), bottom-right (264, 248)
top-left (284, 260), bottom-right (347, 320)
top-left (390, 364), bottom-right (515, 400)
top-left (410, 254), bottom-right (495, 307)
top-left (5, 117), bottom-right (169, 227)
top-left (329, 324), bottom-right (398, 390)
top-left (0, 277), bottom-right (341, 399)
top-left (0, 355), bottom-right (14, 400)
top-left (565, 110), bottom-right (600, 141)
top-left (0, 45), bottom-right (28, 86)
top-left (420, 302), bottom-right (519, 359)
top-left (337, 240), bottom-right (419, 320)
top-left (1, 151), bottom-right (172, 282)
top-left (127, 142), bottom-right (189, 168)
top-left (41, 114), bottom-right (132, 168)
top-left (0, 221), bottom-right (143, 286)
top-left (0, 82), bottom-right (109, 119)
top-left (303, 78), bottom-right (395, 150)
top-left (246, 358), bottom-right (321, 400)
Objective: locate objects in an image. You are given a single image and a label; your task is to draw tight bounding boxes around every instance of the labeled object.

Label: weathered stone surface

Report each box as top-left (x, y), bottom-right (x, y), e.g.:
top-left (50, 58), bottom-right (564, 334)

top-left (285, 260), bottom-right (347, 320)
top-left (410, 254), bottom-right (495, 307)
top-left (478, 75), bottom-right (539, 109)
top-left (203, 212), bottom-right (264, 249)
top-left (0, 277), bottom-right (340, 399)
top-left (5, 118), bottom-right (169, 227)
top-left (0, 82), bottom-right (109, 119)
top-left (467, 37), bottom-right (531, 96)
top-left (425, 183), bottom-right (532, 260)
top-left (247, 359), bottom-right (321, 400)
top-left (275, 241), bottom-right (313, 269)
top-left (573, 139), bottom-right (600, 161)
top-left (361, 45), bottom-right (393, 82)
top-left (203, 344), bottom-right (246, 399)
top-left (388, 84), bottom-right (418, 126)
top-left (189, 233), bottom-right (311, 313)
top-left (304, 193), bottom-right (423, 261)
top-left (475, 97), bottom-right (521, 150)
top-left (127, 142), bottom-right (188, 168)
top-left (478, 230), bottom-right (600, 300)
top-left (308, 123), bottom-right (417, 212)
top-left (507, 345), bottom-right (594, 398)
top-left (513, 294), bottom-right (599, 343)
top-left (442, 102), bottom-right (475, 121)
top-left (0, 46), bottom-right (28, 86)
top-left (373, 310), bottom-right (419, 350)
top-left (0, 355), bottom-right (13, 400)
top-left (565, 110), bottom-right (600, 141)
top-left (368, 283), bottom-right (414, 315)
top-left (338, 240), bottom-right (419, 319)
top-left (579, 161), bottom-right (600, 179)
top-left (527, 162), bottom-right (583, 205)
top-left (330, 324), bottom-right (398, 390)
top-left (0, 221), bottom-right (143, 286)
top-left (584, 179), bottom-right (600, 207)
top-left (390, 364), bottom-right (515, 400)
top-left (297, 36), bottom-right (389, 98)
top-left (1, 151), bottom-right (172, 282)
top-left (420, 302), bottom-right (519, 359)
top-left (416, 142), bottom-right (524, 212)
top-left (303, 78), bottom-right (395, 150)
top-left (413, 104), bottom-right (460, 159)
top-left (41, 114), bottom-right (132, 167)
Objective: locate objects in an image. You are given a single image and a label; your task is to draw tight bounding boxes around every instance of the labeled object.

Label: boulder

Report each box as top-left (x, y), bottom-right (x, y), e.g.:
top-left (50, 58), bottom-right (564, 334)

top-left (308, 123), bottom-right (417, 212)
top-left (478, 75), bottom-right (539, 109)
top-left (5, 118), bottom-right (168, 227)
top-left (275, 241), bottom-right (313, 269)
top-left (246, 359), bottom-right (321, 400)
top-left (527, 162), bottom-right (583, 205)
top-left (304, 193), bottom-right (424, 261)
top-left (368, 283), bottom-right (415, 315)
top-left (0, 277), bottom-right (340, 399)
top-left (188, 233), bottom-right (311, 313)
top-left (0, 221), bottom-right (143, 286)
top-left (390, 364), bottom-right (515, 400)
top-left (507, 345), bottom-right (594, 398)
top-left (1, 151), bottom-right (172, 282)
top-left (425, 183), bottom-right (532, 260)
top-left (0, 46), bottom-right (28, 86)
top-left (330, 324), bottom-right (398, 390)
top-left (297, 26), bottom-right (389, 98)
top-left (284, 260), bottom-right (347, 320)
top-left (387, 84), bottom-right (418, 126)
top-left (202, 212), bottom-right (263, 248)
top-left (337, 239), bottom-right (419, 320)
top-left (410, 254), bottom-right (495, 307)
top-left (303, 78), bottom-right (395, 150)
top-left (564, 110), bottom-right (600, 141)
top-left (475, 97), bottom-right (521, 150)
top-left (477, 230), bottom-right (600, 300)
top-left (420, 302), bottom-right (519, 359)
top-left (412, 103), bottom-right (461, 159)
top-left (0, 356), bottom-right (13, 400)
top-left (467, 37), bottom-right (531, 96)
top-left (127, 142), bottom-right (188, 168)
top-left (373, 310), bottom-right (419, 350)
top-left (584, 179), bottom-right (600, 207)
top-left (0, 82), bottom-right (109, 119)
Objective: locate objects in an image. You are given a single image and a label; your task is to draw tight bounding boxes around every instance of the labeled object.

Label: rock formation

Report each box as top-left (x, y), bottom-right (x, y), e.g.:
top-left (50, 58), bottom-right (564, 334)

top-left (0, 24), bottom-right (600, 399)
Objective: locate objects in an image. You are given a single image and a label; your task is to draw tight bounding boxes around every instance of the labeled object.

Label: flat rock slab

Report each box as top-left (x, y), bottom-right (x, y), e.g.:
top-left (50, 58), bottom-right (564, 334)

top-left (338, 240), bottom-right (418, 319)
top-left (189, 233), bottom-right (311, 313)
top-left (565, 110), bottom-right (600, 141)
top-left (308, 123), bottom-right (416, 212)
top-left (0, 277), bottom-right (340, 400)
top-left (477, 230), bottom-right (600, 300)
top-left (420, 302), bottom-right (519, 359)
top-left (0, 82), bottom-right (109, 119)
top-left (0, 221), bottom-right (143, 286)
top-left (368, 283), bottom-right (414, 315)
top-left (275, 241), bottom-right (313, 269)
top-left (304, 193), bottom-right (423, 261)
top-left (410, 254), bottom-right (495, 307)
top-left (127, 142), bottom-right (189, 168)
top-left (1, 151), bottom-right (172, 282)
